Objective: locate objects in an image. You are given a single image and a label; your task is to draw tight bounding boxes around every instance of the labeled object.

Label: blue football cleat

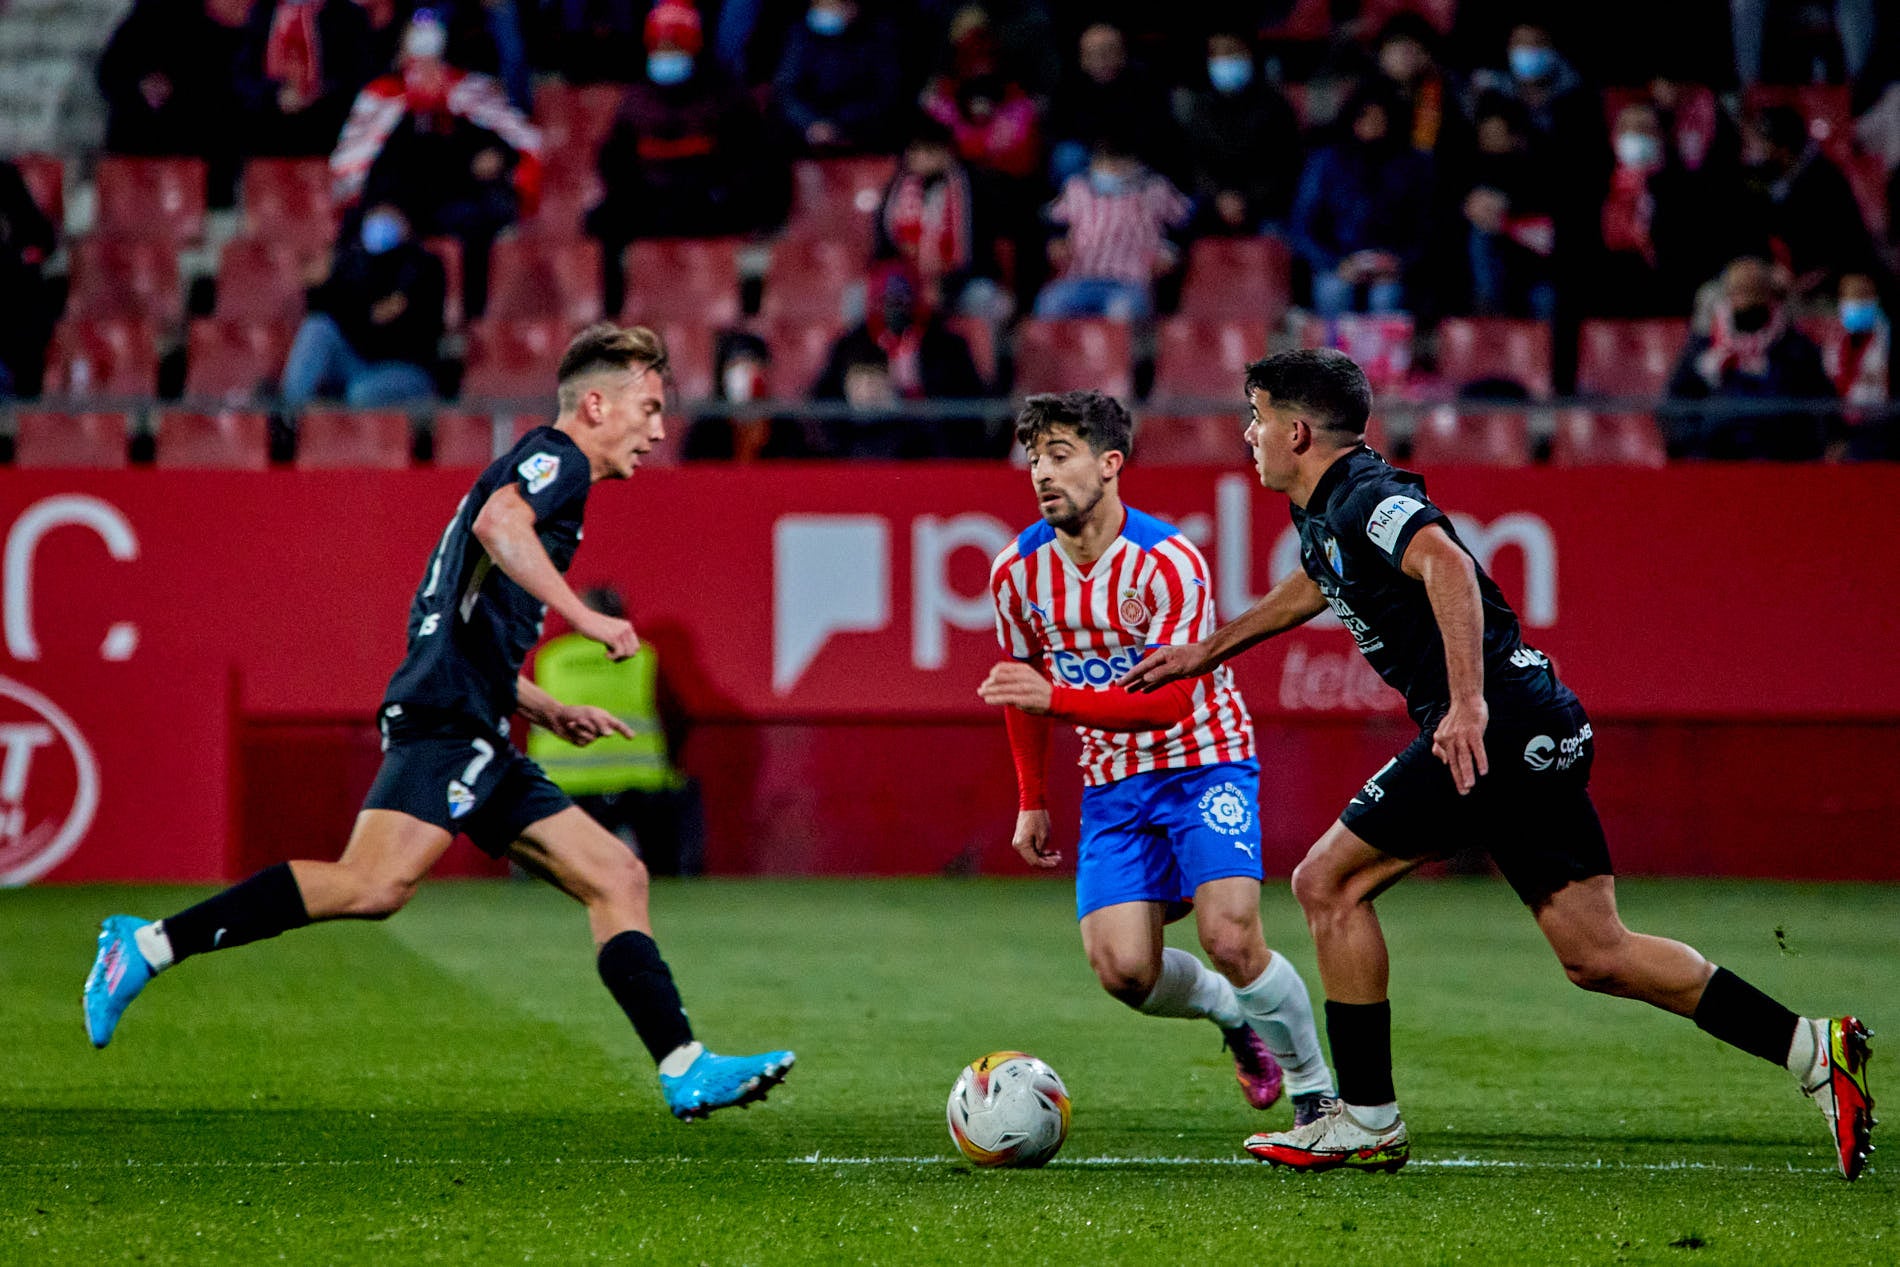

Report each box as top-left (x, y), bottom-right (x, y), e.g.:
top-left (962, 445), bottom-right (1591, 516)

top-left (659, 1047), bottom-right (795, 1121)
top-left (83, 915), bottom-right (154, 1048)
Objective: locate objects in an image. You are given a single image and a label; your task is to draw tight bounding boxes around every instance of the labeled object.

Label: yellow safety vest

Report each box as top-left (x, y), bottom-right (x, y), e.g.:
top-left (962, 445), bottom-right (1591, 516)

top-left (527, 632), bottom-right (680, 796)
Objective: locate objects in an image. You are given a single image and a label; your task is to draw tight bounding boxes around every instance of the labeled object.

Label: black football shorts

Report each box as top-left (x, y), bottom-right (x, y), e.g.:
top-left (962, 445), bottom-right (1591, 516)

top-left (1338, 696), bottom-right (1613, 907)
top-left (362, 704), bottom-right (572, 857)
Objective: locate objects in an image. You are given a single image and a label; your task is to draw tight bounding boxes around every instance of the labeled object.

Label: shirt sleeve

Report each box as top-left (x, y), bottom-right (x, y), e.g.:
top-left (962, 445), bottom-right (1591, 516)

top-left (989, 546), bottom-right (1037, 659)
top-left (511, 439), bottom-right (590, 521)
top-left (1339, 477), bottom-right (1448, 571)
top-left (1142, 537), bottom-right (1216, 648)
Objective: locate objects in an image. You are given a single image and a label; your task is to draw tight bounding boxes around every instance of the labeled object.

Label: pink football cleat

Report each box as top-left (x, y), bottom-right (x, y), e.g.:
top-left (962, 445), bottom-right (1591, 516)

top-left (1223, 1027), bottom-right (1285, 1110)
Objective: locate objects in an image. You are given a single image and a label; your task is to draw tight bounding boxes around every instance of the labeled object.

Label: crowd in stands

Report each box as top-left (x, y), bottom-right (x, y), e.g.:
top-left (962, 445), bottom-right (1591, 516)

top-left (2, 0), bottom-right (1898, 465)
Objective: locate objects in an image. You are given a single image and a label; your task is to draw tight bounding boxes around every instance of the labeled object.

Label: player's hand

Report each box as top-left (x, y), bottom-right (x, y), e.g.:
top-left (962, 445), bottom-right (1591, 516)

top-left (1118, 643), bottom-right (1205, 693)
top-left (1011, 809), bottom-right (1060, 869)
top-left (1431, 696), bottom-right (1490, 795)
top-left (576, 610), bottom-right (640, 662)
top-left (977, 661), bottom-right (1053, 714)
top-left (550, 704), bottom-right (636, 746)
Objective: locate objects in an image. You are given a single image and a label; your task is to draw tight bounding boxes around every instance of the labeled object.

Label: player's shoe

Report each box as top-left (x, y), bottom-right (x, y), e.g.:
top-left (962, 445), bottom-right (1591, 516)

top-left (659, 1047), bottom-right (795, 1121)
top-left (1801, 1016), bottom-right (1876, 1181)
top-left (1222, 1026), bottom-right (1285, 1110)
top-left (1244, 1099), bottom-right (1410, 1173)
top-left (83, 915), bottom-right (154, 1049)
top-left (1292, 1091), bottom-right (1330, 1127)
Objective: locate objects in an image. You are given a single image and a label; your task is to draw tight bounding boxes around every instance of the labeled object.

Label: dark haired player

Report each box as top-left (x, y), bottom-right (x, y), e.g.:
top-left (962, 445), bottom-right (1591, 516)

top-left (1123, 349), bottom-right (1874, 1179)
top-left (978, 390), bottom-right (1334, 1123)
top-left (83, 324), bottom-right (793, 1121)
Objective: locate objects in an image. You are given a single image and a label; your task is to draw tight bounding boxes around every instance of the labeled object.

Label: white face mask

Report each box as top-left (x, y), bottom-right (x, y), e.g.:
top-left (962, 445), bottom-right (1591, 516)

top-left (1615, 132), bottom-right (1662, 170)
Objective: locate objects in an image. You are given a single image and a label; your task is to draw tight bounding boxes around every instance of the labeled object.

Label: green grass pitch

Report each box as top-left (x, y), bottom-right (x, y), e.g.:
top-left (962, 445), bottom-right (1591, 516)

top-left (3, 877), bottom-right (1895, 1264)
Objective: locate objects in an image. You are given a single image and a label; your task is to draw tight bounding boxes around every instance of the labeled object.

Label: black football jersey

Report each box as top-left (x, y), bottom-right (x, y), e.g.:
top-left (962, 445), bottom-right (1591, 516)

top-left (1290, 447), bottom-right (1571, 728)
top-left (382, 427), bottom-right (591, 732)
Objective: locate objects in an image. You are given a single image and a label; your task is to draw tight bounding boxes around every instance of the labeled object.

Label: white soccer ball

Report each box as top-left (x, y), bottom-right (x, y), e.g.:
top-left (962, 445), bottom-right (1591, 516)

top-left (946, 1051), bottom-right (1071, 1168)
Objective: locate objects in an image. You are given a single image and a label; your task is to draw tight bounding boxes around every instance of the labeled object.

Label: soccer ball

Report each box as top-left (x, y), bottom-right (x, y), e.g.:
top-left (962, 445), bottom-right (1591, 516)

top-left (945, 1051), bottom-right (1071, 1168)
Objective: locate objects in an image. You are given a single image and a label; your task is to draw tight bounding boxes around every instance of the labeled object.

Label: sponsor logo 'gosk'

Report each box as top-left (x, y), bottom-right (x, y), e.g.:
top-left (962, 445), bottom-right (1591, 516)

top-left (0, 676), bottom-right (99, 886)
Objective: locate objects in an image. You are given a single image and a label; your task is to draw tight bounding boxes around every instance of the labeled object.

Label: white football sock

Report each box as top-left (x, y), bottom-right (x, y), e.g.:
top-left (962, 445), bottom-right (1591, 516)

top-left (1138, 947), bottom-right (1243, 1029)
top-left (133, 920), bottom-right (174, 973)
top-left (657, 1041), bottom-right (704, 1077)
top-left (1786, 1017), bottom-right (1824, 1084)
top-left (1349, 1101), bottom-right (1400, 1130)
top-left (1236, 952), bottom-right (1334, 1096)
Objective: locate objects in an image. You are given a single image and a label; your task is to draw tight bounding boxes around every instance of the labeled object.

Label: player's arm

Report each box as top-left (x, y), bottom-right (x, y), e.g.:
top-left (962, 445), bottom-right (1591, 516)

top-left (1119, 569), bottom-right (1328, 692)
top-left (1000, 674), bottom-right (1060, 870)
top-left (979, 660), bottom-right (1206, 732)
top-left (1401, 524), bottom-right (1489, 795)
top-left (516, 674), bottom-right (636, 747)
top-left (471, 484), bottom-right (637, 660)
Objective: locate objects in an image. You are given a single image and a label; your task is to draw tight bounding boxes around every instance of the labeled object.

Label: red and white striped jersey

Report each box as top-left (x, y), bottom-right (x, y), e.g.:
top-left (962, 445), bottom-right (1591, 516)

top-left (989, 505), bottom-right (1254, 786)
top-left (1045, 174), bottom-right (1191, 286)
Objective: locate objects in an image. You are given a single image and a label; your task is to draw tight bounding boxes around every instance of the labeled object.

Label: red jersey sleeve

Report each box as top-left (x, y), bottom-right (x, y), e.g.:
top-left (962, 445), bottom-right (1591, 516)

top-left (1047, 677), bottom-right (1205, 732)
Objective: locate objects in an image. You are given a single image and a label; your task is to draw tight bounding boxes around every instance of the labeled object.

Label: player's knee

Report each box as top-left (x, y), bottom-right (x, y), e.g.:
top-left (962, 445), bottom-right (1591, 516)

top-left (1559, 947), bottom-right (1625, 994)
top-left (354, 875), bottom-right (417, 919)
top-left (1198, 917), bottom-right (1263, 978)
top-left (1290, 856), bottom-right (1348, 919)
top-left (1088, 948), bottom-right (1157, 1006)
top-left (594, 846), bottom-right (649, 906)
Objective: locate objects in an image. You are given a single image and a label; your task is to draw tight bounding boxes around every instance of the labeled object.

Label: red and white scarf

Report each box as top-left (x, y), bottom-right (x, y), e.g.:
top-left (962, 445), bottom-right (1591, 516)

top-left (265, 0), bottom-right (323, 101)
top-left (880, 170), bottom-right (971, 282)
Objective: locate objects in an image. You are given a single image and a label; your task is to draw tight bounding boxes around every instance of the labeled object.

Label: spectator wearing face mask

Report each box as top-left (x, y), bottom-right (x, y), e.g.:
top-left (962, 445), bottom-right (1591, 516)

top-left (1373, 14), bottom-right (1449, 156)
top-left (1450, 94), bottom-right (1556, 319)
top-left (1033, 134), bottom-right (1191, 322)
top-left (282, 202), bottom-right (445, 409)
top-left (236, 0), bottom-right (377, 157)
top-left (1665, 256), bottom-right (1835, 459)
top-left (1735, 105), bottom-right (1880, 302)
top-left (1290, 82), bottom-right (1435, 318)
top-left (771, 0), bottom-right (905, 154)
top-left (1822, 272), bottom-right (1896, 458)
top-left (873, 116), bottom-right (1009, 319)
top-left (1171, 29), bottom-right (1301, 235)
top-left (1045, 22), bottom-right (1176, 187)
top-left (922, 21), bottom-right (1042, 183)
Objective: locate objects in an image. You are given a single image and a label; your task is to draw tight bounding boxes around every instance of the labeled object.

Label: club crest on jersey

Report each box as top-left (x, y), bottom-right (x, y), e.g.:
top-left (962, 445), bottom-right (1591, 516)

top-left (1119, 589), bottom-right (1149, 626)
top-left (517, 452), bottom-right (560, 495)
top-left (1197, 782), bottom-right (1254, 836)
top-left (446, 780), bottom-right (476, 819)
top-left (1321, 534), bottom-right (1344, 578)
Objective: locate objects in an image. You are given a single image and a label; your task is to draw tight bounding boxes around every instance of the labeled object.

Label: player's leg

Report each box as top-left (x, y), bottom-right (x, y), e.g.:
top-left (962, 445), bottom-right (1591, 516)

top-left (1194, 876), bottom-right (1333, 1115)
top-left (1079, 899), bottom-right (1168, 1007)
top-left (83, 810), bottom-right (455, 1048)
top-left (507, 804), bottom-right (792, 1120)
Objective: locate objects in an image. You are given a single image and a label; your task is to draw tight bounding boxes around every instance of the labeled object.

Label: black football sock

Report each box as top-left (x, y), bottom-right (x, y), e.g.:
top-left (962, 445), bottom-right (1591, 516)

top-left (1693, 966), bottom-right (1801, 1066)
top-left (161, 863), bottom-right (311, 963)
top-left (1325, 999), bottom-right (1398, 1106)
top-left (597, 931), bottom-right (695, 1065)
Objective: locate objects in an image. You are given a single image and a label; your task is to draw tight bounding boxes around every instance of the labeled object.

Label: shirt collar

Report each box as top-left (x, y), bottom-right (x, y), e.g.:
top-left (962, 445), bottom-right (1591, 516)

top-left (1306, 444), bottom-right (1370, 514)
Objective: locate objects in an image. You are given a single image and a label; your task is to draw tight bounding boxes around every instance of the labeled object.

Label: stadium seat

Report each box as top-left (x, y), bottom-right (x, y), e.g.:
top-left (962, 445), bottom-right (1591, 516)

top-left (1179, 236), bottom-right (1293, 325)
top-left (760, 317), bottom-right (847, 397)
top-left (487, 236), bottom-right (604, 324)
top-left (12, 411), bottom-right (129, 468)
top-left (241, 157), bottom-right (337, 248)
top-left (1258, 0), bottom-right (1330, 40)
top-left (1745, 85), bottom-right (1853, 160)
top-left (760, 236), bottom-right (868, 321)
top-left (1434, 318), bottom-right (1553, 399)
top-left (1408, 407), bottom-right (1532, 466)
top-left (43, 317), bottom-right (159, 395)
top-left (66, 237), bottom-right (183, 324)
top-left (1134, 414), bottom-right (1245, 465)
top-left (945, 315), bottom-right (997, 388)
top-left (215, 236), bottom-right (318, 324)
top-left (184, 318), bottom-right (294, 402)
top-left (422, 236), bottom-right (466, 330)
top-left (1548, 410), bottom-right (1667, 467)
top-left (1296, 313), bottom-right (1417, 391)
top-left (295, 409), bottom-right (413, 469)
top-left (432, 411), bottom-right (542, 466)
top-left (93, 156), bottom-right (206, 244)
top-left (531, 81), bottom-right (625, 162)
top-left (785, 157), bottom-right (897, 250)
top-left (155, 410), bottom-right (271, 470)
top-left (463, 317), bottom-right (569, 399)
top-left (13, 152), bottom-right (63, 227)
top-left (623, 238), bottom-right (742, 326)
top-left (1576, 319), bottom-right (1689, 400)
top-left (1356, 0), bottom-right (1456, 33)
top-left (1013, 319), bottom-right (1135, 399)
top-left (1152, 317), bottom-right (1271, 403)
top-left (518, 179), bottom-right (593, 240)
top-left (640, 320), bottom-right (716, 402)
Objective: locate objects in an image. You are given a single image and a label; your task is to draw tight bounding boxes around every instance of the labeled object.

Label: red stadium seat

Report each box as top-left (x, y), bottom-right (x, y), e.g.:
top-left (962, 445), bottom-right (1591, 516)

top-left (463, 317), bottom-right (569, 399)
top-left (1576, 319), bottom-right (1689, 400)
top-left (216, 236), bottom-right (320, 323)
top-left (640, 320), bottom-right (716, 401)
top-left (13, 152), bottom-right (64, 227)
top-left (296, 409), bottom-right (413, 469)
top-left (241, 157), bottom-right (337, 248)
top-left (1296, 313), bottom-right (1417, 391)
top-left (785, 157), bottom-right (897, 250)
top-left (760, 236), bottom-right (868, 321)
top-left (944, 315), bottom-right (996, 388)
top-left (432, 410), bottom-right (543, 466)
top-left (1408, 407), bottom-right (1532, 467)
top-left (1153, 317), bottom-right (1271, 403)
top-left (421, 235), bottom-right (466, 330)
top-left (1259, 0), bottom-right (1330, 40)
top-left (623, 238), bottom-right (742, 325)
top-left (518, 179), bottom-right (593, 240)
top-left (43, 317), bottom-right (159, 395)
top-left (94, 156), bottom-right (206, 244)
top-left (1179, 236), bottom-right (1293, 324)
top-left (185, 318), bottom-right (294, 402)
top-left (532, 82), bottom-right (625, 162)
top-left (1745, 85), bottom-right (1853, 160)
top-left (1013, 319), bottom-right (1134, 399)
top-left (760, 317), bottom-right (847, 397)
top-left (1356, 0), bottom-right (1456, 33)
top-left (155, 410), bottom-right (271, 470)
top-left (1433, 318), bottom-right (1552, 399)
top-left (487, 236), bottom-right (604, 324)
top-left (1134, 414), bottom-right (1245, 465)
top-left (66, 236), bottom-right (183, 324)
top-left (1548, 410), bottom-right (1667, 467)
top-left (12, 412), bottom-right (129, 468)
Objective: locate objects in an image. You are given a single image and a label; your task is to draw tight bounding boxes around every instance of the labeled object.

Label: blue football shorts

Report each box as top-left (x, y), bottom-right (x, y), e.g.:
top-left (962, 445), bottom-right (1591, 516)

top-left (1075, 759), bottom-right (1263, 920)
